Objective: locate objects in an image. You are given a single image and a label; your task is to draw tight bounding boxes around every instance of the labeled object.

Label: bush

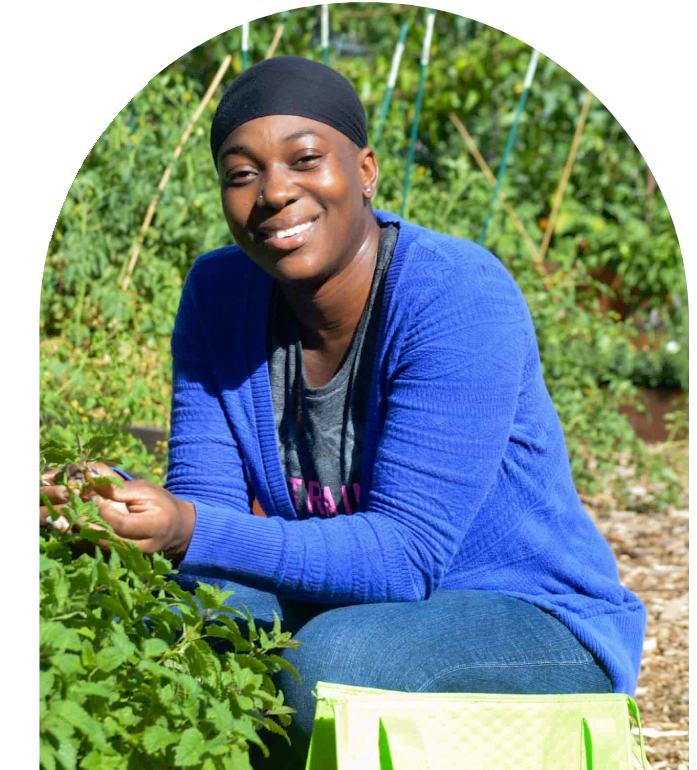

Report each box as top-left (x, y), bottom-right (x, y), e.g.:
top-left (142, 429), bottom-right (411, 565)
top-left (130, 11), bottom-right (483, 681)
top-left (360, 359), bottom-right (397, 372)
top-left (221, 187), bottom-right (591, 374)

top-left (40, 435), bottom-right (299, 770)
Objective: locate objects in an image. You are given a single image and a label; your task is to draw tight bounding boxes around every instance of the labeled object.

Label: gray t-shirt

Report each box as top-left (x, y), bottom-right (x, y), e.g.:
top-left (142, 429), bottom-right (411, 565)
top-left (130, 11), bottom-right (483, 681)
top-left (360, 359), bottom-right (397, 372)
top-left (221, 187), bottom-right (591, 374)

top-left (267, 223), bottom-right (398, 519)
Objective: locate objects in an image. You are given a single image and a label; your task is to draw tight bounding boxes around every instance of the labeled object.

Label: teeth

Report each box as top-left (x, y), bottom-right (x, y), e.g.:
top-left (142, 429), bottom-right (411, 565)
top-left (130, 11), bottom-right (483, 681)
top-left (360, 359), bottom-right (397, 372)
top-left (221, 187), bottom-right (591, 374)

top-left (272, 220), bottom-right (314, 239)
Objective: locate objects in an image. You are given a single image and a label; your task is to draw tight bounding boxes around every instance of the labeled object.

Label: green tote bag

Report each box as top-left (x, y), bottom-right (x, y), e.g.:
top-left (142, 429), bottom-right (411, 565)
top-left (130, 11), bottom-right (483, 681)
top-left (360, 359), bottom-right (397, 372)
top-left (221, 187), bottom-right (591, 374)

top-left (305, 682), bottom-right (653, 770)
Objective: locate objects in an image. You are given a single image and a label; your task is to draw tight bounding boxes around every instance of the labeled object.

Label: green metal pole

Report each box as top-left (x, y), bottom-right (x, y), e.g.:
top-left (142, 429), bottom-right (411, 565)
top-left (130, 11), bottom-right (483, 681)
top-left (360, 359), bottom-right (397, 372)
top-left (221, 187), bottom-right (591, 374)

top-left (321, 4), bottom-right (329, 65)
top-left (374, 22), bottom-right (409, 148)
top-left (242, 22), bottom-right (250, 71)
top-left (401, 9), bottom-right (436, 219)
top-left (479, 49), bottom-right (540, 245)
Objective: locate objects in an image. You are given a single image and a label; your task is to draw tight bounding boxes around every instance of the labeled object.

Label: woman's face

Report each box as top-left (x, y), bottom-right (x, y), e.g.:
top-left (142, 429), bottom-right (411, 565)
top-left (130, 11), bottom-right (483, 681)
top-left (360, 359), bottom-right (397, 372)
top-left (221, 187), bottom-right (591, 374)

top-left (216, 115), bottom-right (379, 286)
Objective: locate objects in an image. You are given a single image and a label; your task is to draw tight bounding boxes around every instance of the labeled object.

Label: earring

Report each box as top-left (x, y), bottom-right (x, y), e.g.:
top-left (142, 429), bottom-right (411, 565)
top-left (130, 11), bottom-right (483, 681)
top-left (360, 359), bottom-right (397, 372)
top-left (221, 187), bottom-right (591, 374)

top-left (364, 186), bottom-right (372, 195)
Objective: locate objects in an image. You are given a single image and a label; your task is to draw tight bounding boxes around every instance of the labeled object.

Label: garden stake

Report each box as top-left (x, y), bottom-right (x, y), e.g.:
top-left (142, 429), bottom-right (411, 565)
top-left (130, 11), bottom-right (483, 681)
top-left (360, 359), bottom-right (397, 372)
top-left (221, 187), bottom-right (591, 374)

top-left (401, 9), bottom-right (436, 218)
top-left (265, 24), bottom-right (285, 59)
top-left (539, 89), bottom-right (594, 264)
top-left (373, 22), bottom-right (409, 148)
top-left (121, 56), bottom-right (232, 291)
top-left (479, 48), bottom-right (540, 246)
top-left (449, 112), bottom-right (546, 278)
top-left (321, 5), bottom-right (329, 65)
top-left (242, 22), bottom-right (250, 71)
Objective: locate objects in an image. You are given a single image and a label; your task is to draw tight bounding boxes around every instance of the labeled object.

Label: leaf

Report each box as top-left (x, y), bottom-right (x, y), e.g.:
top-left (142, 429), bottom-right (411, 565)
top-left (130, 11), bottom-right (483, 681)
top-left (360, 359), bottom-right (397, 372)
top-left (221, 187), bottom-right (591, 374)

top-left (208, 698), bottom-right (235, 733)
top-left (141, 638), bottom-right (170, 659)
top-left (142, 724), bottom-right (178, 755)
top-left (55, 734), bottom-right (79, 770)
top-left (233, 665), bottom-right (263, 693)
top-left (69, 681), bottom-right (115, 701)
top-left (50, 653), bottom-right (85, 678)
top-left (40, 669), bottom-right (56, 700)
top-left (94, 645), bottom-right (127, 672)
top-left (53, 700), bottom-right (107, 750)
top-left (39, 737), bottom-right (57, 770)
top-left (173, 726), bottom-right (205, 767)
top-left (194, 581), bottom-right (225, 610)
top-left (40, 622), bottom-right (82, 653)
top-left (89, 474), bottom-right (124, 489)
top-left (264, 653), bottom-right (302, 682)
top-left (258, 715), bottom-right (290, 742)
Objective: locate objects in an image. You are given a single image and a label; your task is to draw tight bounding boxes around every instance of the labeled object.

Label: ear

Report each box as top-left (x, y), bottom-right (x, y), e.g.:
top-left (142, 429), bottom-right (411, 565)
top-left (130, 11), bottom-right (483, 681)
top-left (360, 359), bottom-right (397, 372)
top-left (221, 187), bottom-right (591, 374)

top-left (357, 146), bottom-right (379, 201)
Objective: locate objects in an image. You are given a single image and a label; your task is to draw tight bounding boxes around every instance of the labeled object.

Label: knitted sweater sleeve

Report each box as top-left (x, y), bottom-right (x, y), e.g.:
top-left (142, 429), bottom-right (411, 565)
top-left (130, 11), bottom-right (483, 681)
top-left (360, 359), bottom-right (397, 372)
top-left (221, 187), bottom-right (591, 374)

top-left (164, 265), bottom-right (252, 515)
top-left (177, 251), bottom-right (530, 603)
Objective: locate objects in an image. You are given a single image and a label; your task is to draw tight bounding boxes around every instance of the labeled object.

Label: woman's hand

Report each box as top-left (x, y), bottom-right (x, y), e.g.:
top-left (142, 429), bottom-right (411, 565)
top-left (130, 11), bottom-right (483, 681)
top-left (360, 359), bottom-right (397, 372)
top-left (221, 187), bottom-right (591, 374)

top-left (91, 480), bottom-right (196, 559)
top-left (40, 462), bottom-right (116, 531)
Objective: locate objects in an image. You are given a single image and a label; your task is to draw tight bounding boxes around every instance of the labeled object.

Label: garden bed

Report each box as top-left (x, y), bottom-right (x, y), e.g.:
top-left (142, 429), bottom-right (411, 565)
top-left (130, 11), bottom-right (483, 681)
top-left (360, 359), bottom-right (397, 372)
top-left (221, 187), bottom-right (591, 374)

top-left (618, 388), bottom-right (687, 444)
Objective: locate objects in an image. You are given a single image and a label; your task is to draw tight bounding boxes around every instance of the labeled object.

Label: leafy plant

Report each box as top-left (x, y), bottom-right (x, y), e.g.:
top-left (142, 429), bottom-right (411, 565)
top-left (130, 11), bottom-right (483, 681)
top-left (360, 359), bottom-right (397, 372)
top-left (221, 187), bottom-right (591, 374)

top-left (40, 437), bottom-right (300, 770)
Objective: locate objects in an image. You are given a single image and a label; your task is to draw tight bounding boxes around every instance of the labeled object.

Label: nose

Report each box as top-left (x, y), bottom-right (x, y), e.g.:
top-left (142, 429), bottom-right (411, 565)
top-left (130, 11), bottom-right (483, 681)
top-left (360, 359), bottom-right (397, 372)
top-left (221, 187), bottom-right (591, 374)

top-left (258, 164), bottom-right (298, 209)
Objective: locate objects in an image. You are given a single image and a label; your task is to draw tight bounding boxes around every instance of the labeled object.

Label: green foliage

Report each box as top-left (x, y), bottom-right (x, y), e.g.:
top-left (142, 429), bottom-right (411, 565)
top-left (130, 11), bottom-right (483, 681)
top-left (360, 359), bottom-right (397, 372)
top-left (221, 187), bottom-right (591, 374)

top-left (41, 3), bottom-right (687, 514)
top-left (40, 438), bottom-right (299, 770)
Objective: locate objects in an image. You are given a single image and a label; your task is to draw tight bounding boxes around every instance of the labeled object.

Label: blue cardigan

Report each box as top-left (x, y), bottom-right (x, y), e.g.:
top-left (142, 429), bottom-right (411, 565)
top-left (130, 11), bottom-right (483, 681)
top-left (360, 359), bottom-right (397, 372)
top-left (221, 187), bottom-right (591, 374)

top-left (168, 210), bottom-right (646, 695)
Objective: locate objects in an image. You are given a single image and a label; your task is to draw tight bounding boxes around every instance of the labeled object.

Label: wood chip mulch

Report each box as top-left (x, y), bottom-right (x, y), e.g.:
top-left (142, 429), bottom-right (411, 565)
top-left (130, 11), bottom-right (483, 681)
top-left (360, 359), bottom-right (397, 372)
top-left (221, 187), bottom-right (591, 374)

top-left (590, 500), bottom-right (688, 770)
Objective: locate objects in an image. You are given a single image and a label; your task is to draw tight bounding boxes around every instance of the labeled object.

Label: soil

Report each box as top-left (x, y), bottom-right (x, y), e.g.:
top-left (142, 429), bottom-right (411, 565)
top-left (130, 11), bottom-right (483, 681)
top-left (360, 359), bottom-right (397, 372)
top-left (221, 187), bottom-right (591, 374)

top-left (590, 498), bottom-right (688, 769)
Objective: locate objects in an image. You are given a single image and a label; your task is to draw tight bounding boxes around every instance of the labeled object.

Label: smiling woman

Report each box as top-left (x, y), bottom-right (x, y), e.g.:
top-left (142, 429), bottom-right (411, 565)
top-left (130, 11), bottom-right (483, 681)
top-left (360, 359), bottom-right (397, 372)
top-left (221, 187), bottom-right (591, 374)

top-left (39, 56), bottom-right (646, 769)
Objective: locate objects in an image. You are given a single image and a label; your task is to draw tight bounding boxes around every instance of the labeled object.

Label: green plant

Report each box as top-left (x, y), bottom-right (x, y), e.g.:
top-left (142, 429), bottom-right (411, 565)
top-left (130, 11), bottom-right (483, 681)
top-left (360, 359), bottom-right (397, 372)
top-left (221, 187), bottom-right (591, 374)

top-left (40, 437), bottom-right (299, 770)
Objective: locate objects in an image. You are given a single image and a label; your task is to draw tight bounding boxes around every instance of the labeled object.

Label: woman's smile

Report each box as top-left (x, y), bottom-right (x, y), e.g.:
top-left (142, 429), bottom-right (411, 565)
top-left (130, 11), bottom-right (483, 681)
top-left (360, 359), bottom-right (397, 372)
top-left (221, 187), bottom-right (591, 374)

top-left (255, 214), bottom-right (321, 251)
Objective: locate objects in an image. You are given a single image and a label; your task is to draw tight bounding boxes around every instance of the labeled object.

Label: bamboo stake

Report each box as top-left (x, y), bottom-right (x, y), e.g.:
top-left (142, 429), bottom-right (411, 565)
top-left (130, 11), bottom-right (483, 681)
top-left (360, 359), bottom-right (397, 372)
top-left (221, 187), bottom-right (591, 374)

top-left (479, 49), bottom-right (540, 246)
top-left (539, 89), bottom-right (594, 263)
top-left (265, 24), bottom-right (285, 59)
top-left (401, 8), bottom-right (436, 218)
top-left (121, 56), bottom-right (232, 291)
top-left (373, 22), bottom-right (409, 148)
top-left (449, 112), bottom-right (545, 275)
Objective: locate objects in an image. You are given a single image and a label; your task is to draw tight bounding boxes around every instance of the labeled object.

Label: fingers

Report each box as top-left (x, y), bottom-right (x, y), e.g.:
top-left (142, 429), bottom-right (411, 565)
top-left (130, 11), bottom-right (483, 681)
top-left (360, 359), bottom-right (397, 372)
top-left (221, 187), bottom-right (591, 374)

top-left (96, 479), bottom-right (154, 505)
top-left (40, 485), bottom-right (70, 507)
top-left (40, 468), bottom-right (60, 485)
top-left (39, 503), bottom-right (70, 531)
top-left (93, 496), bottom-right (159, 540)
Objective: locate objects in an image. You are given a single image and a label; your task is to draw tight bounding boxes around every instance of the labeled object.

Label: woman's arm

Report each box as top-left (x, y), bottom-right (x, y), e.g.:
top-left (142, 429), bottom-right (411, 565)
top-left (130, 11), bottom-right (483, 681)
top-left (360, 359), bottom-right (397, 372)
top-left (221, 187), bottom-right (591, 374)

top-left (164, 261), bottom-right (253, 514)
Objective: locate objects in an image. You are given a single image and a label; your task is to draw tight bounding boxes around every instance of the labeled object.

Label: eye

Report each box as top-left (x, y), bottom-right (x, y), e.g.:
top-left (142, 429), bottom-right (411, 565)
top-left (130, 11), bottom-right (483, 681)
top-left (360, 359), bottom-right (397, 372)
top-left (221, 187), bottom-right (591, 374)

top-left (225, 168), bottom-right (257, 186)
top-left (294, 153), bottom-right (322, 168)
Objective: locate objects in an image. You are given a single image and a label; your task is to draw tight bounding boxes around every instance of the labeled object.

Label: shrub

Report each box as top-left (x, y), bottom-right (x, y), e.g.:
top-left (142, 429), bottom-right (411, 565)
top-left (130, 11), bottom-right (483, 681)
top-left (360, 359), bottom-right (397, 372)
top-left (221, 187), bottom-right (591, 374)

top-left (40, 435), bottom-right (299, 770)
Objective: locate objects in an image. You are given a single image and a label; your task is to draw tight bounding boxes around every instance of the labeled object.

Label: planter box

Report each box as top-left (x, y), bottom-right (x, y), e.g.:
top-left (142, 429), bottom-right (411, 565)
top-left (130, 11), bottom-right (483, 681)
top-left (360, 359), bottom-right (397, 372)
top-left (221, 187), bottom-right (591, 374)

top-left (127, 425), bottom-right (167, 456)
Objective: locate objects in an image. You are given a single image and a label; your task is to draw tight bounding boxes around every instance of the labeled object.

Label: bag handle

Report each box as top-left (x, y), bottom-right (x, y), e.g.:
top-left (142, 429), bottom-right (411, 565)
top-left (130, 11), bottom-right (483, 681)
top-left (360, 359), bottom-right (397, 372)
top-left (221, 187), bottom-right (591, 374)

top-left (378, 715), bottom-right (432, 770)
top-left (582, 701), bottom-right (651, 770)
top-left (626, 696), bottom-right (650, 768)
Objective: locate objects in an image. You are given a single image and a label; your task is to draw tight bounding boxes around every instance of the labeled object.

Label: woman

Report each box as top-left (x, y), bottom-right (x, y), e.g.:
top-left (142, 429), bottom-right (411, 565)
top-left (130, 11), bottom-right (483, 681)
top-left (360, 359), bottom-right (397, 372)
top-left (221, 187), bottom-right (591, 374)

top-left (41, 57), bottom-right (646, 767)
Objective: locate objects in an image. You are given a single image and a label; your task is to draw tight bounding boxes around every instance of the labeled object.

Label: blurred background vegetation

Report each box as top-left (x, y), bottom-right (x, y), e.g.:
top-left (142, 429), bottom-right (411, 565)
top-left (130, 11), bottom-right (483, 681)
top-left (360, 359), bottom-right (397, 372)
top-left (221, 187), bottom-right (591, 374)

top-left (40, 3), bottom-right (687, 511)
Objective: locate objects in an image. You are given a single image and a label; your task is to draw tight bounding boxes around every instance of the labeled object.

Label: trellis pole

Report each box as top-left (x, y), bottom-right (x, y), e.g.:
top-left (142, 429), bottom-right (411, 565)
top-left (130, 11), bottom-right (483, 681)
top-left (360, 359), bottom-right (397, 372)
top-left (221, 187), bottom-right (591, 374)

top-left (242, 22), bottom-right (250, 71)
top-left (479, 48), bottom-right (540, 245)
top-left (401, 9), bottom-right (436, 218)
top-left (373, 22), bottom-right (409, 148)
top-left (449, 112), bottom-right (545, 278)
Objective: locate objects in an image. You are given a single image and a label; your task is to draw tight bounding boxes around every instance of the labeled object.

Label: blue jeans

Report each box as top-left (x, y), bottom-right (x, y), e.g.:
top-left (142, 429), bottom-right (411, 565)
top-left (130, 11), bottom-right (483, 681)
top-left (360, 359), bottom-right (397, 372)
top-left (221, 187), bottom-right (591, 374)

top-left (176, 576), bottom-right (612, 769)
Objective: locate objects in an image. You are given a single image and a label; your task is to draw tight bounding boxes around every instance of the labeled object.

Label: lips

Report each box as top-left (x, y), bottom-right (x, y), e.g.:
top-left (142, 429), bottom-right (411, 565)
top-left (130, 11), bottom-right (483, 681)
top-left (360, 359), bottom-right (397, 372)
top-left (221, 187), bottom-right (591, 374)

top-left (256, 215), bottom-right (320, 251)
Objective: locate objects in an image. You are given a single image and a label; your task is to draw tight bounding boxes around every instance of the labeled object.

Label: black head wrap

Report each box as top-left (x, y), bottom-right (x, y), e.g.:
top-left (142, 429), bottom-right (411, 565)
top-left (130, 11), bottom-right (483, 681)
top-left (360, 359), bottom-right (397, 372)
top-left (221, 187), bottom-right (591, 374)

top-left (210, 56), bottom-right (368, 163)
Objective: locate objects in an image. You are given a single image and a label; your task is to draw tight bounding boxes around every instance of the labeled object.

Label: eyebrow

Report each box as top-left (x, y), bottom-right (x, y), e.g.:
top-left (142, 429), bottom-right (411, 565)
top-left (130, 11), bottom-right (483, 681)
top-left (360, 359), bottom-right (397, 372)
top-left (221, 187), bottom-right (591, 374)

top-left (282, 129), bottom-right (322, 143)
top-left (220, 129), bottom-right (323, 161)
